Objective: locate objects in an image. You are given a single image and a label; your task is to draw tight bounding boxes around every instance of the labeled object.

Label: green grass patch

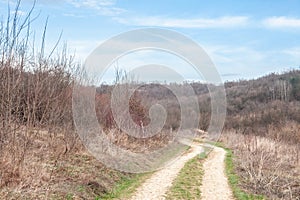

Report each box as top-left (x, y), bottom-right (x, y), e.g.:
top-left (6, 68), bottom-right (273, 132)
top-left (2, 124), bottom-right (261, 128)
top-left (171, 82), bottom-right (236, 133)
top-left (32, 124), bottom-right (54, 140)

top-left (99, 172), bottom-right (152, 199)
top-left (95, 144), bottom-right (190, 200)
top-left (165, 152), bottom-right (207, 200)
top-left (216, 142), bottom-right (265, 200)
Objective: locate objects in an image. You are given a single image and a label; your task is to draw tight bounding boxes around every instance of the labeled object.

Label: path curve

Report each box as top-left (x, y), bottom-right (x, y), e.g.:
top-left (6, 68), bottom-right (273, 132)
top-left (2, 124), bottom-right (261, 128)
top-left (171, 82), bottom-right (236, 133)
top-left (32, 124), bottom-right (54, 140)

top-left (130, 144), bottom-right (203, 200)
top-left (130, 143), bottom-right (234, 200)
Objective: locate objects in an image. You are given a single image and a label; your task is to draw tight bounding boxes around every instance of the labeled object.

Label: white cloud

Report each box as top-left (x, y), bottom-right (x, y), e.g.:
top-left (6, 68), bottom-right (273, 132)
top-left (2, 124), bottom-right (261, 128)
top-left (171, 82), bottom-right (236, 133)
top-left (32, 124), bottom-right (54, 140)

top-left (204, 44), bottom-right (300, 80)
top-left (114, 16), bottom-right (249, 28)
top-left (67, 0), bottom-right (115, 7)
top-left (63, 13), bottom-right (85, 18)
top-left (283, 47), bottom-right (300, 56)
top-left (205, 45), bottom-right (265, 68)
top-left (263, 16), bottom-right (300, 28)
top-left (68, 39), bottom-right (104, 61)
top-left (10, 10), bottom-right (26, 16)
top-left (282, 47), bottom-right (300, 64)
top-left (65, 0), bottom-right (125, 16)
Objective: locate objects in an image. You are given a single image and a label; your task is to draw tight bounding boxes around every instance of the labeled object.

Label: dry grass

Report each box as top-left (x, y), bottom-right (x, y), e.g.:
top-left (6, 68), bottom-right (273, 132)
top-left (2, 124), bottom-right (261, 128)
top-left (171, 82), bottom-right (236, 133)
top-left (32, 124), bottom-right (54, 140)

top-left (165, 154), bottom-right (205, 200)
top-left (0, 128), bottom-right (130, 199)
top-left (221, 132), bottom-right (300, 199)
top-left (105, 128), bottom-right (173, 153)
top-left (0, 127), bottom-right (172, 199)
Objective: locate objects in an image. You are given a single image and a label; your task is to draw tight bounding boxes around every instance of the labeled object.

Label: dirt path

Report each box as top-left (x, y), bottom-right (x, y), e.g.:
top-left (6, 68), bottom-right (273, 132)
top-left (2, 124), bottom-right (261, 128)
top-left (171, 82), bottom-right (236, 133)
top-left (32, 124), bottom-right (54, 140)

top-left (130, 144), bottom-right (203, 200)
top-left (130, 143), bottom-right (233, 200)
top-left (200, 145), bottom-right (234, 200)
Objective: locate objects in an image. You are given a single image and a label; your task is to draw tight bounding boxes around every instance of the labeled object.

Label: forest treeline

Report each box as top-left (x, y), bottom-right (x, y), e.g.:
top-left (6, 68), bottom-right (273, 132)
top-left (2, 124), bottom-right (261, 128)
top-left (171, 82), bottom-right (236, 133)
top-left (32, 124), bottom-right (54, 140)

top-left (224, 70), bottom-right (300, 143)
top-left (96, 70), bottom-right (300, 145)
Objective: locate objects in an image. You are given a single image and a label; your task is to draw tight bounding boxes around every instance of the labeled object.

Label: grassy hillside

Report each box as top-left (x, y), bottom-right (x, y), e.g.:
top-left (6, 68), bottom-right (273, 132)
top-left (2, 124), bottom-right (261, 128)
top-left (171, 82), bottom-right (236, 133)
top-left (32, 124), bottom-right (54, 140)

top-left (0, 1), bottom-right (299, 199)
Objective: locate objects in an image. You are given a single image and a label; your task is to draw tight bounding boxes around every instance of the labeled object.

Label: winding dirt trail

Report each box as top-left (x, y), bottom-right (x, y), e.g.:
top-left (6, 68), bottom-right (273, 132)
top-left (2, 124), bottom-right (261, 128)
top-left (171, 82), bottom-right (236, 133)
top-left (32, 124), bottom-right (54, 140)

top-left (130, 144), bottom-right (203, 200)
top-left (130, 143), bottom-right (233, 200)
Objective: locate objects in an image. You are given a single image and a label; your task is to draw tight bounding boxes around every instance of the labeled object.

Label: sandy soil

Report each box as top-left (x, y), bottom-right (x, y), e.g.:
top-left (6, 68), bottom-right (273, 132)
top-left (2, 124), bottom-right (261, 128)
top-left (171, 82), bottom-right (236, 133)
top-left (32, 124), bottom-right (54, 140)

top-left (200, 146), bottom-right (234, 200)
top-left (130, 144), bottom-right (203, 200)
top-left (130, 143), bottom-right (233, 200)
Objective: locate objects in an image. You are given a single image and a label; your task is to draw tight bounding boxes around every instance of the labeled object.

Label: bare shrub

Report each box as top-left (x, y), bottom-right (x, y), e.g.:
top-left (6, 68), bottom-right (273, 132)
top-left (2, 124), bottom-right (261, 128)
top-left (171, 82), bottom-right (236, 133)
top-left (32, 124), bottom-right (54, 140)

top-left (222, 132), bottom-right (300, 199)
top-left (0, 0), bottom-right (78, 189)
top-left (95, 69), bottom-right (173, 152)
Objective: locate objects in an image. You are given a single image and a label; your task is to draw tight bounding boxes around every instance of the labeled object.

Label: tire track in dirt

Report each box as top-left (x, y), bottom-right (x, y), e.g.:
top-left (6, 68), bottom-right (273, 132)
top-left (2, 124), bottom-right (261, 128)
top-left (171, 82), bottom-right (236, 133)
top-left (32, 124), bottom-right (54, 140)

top-left (130, 144), bottom-right (203, 200)
top-left (129, 143), bottom-right (233, 200)
top-left (200, 145), bottom-right (234, 200)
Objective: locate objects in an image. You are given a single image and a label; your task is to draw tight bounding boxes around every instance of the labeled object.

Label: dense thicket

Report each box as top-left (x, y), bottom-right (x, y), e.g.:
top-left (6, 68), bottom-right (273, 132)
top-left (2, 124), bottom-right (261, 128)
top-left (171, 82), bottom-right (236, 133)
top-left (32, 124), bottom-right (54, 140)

top-left (0, 1), bottom-right (78, 188)
top-left (224, 70), bottom-right (300, 143)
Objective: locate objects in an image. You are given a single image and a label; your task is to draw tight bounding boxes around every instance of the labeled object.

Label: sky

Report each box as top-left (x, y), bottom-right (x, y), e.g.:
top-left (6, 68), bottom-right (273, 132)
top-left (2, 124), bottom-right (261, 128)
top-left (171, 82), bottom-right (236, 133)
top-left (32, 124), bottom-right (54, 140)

top-left (1, 0), bottom-right (300, 83)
